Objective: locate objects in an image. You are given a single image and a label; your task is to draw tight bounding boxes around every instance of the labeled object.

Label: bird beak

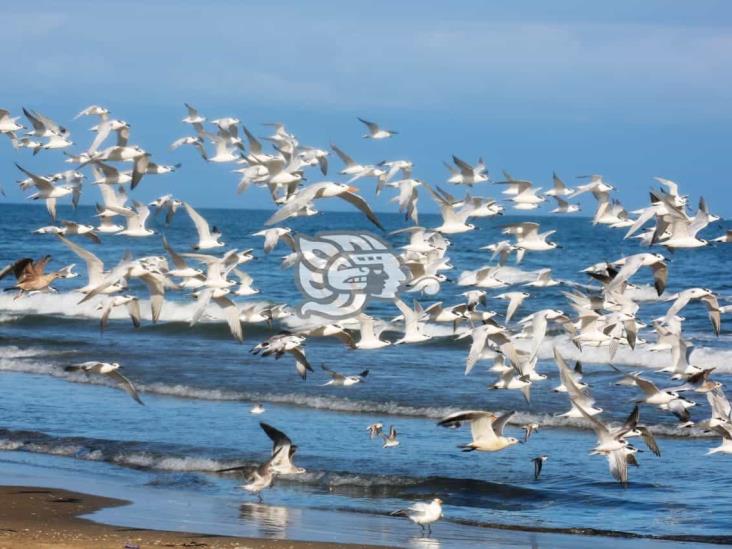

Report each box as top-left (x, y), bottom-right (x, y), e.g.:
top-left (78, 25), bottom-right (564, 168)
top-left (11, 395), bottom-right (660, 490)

top-left (347, 185), bottom-right (359, 193)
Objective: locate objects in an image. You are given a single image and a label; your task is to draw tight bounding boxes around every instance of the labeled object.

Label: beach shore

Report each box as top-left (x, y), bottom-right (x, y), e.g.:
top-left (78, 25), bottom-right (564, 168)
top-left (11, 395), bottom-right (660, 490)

top-left (0, 485), bottom-right (387, 549)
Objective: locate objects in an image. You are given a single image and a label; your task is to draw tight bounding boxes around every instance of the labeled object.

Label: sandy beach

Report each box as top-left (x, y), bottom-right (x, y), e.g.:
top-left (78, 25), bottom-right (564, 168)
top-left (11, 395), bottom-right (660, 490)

top-left (0, 485), bottom-right (387, 549)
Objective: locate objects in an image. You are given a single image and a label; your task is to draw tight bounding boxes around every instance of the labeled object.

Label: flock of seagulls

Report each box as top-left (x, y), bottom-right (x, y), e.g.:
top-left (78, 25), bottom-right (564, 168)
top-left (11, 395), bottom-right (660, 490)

top-left (1, 103), bottom-right (731, 537)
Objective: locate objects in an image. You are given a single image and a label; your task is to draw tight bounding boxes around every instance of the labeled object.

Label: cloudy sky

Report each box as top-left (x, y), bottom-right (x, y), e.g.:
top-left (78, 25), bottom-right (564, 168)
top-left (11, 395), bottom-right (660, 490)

top-left (2, 0), bottom-right (732, 215)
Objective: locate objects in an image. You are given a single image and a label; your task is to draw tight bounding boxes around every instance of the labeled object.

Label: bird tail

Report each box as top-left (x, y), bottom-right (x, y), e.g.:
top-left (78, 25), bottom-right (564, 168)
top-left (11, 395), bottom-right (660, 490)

top-left (390, 509), bottom-right (408, 517)
top-left (459, 444), bottom-right (476, 452)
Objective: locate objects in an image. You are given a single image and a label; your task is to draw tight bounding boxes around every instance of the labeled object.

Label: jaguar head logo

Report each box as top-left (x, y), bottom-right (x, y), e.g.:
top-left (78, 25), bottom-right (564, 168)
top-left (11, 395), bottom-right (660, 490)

top-left (293, 231), bottom-right (408, 320)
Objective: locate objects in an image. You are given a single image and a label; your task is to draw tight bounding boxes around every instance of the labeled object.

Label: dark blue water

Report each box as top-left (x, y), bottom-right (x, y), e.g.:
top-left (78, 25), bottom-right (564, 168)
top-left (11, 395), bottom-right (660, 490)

top-left (1, 202), bottom-right (731, 545)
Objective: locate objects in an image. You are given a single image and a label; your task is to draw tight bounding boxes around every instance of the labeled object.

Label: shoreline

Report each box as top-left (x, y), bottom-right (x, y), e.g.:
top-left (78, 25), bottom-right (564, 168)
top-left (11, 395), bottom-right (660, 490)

top-left (0, 485), bottom-right (388, 549)
top-left (0, 452), bottom-right (721, 548)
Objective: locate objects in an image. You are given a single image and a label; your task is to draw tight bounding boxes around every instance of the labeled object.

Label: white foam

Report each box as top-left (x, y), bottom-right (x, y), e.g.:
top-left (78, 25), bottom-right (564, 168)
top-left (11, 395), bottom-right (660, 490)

top-left (0, 292), bottom-right (275, 324)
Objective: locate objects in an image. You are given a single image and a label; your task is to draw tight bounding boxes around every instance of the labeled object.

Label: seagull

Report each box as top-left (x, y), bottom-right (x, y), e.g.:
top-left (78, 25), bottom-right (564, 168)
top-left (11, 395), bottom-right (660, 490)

top-left (358, 117), bottom-right (397, 139)
top-left (525, 268), bottom-right (560, 288)
top-left (618, 373), bottom-right (696, 423)
top-left (96, 295), bottom-right (141, 331)
top-left (464, 321), bottom-right (519, 374)
top-left (149, 194), bottom-right (183, 224)
top-left (437, 410), bottom-right (519, 452)
top-left (554, 347), bottom-right (603, 417)
top-left (393, 298), bottom-right (431, 344)
top-left (707, 424), bottom-right (732, 455)
top-left (367, 423), bottom-right (384, 439)
top-left (75, 104), bottom-right (109, 119)
top-left (390, 498), bottom-right (443, 536)
top-left (57, 236), bottom-right (124, 294)
top-left (0, 108), bottom-right (24, 134)
top-left (320, 364), bottom-right (369, 386)
top-left (250, 403), bottom-right (266, 415)
top-left (502, 222), bottom-right (558, 262)
top-left (446, 155), bottom-right (489, 185)
top-left (551, 196), bottom-right (581, 214)
top-left (424, 183), bottom-right (476, 234)
top-left (23, 107), bottom-right (68, 139)
top-left (182, 103), bottom-right (206, 125)
top-left (331, 144), bottom-right (370, 176)
top-left (545, 172), bottom-right (574, 196)
top-left (664, 288), bottom-right (721, 336)
top-left (532, 456), bottom-right (548, 480)
top-left (259, 422), bottom-right (306, 474)
top-left (34, 221), bottom-right (101, 244)
top-left (265, 182), bottom-right (383, 230)
top-left (0, 255), bottom-right (72, 297)
top-left (382, 425), bottom-right (400, 448)
top-left (16, 163), bottom-right (73, 220)
top-left (252, 227), bottom-right (295, 254)
top-left (64, 361), bottom-right (143, 405)
top-left (190, 287), bottom-right (243, 343)
top-left (608, 253), bottom-right (668, 297)
top-left (183, 202), bottom-right (224, 249)
top-left (240, 453), bottom-right (278, 502)
top-left (251, 333), bottom-right (313, 379)
top-left (110, 201), bottom-right (155, 237)
top-left (495, 291), bottom-right (529, 323)
top-left (522, 423), bottom-right (540, 442)
top-left (354, 314), bottom-right (391, 349)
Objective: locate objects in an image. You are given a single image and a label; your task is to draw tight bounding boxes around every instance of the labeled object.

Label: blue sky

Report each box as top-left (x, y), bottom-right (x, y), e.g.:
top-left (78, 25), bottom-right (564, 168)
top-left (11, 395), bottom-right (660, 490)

top-left (2, 0), bottom-right (732, 216)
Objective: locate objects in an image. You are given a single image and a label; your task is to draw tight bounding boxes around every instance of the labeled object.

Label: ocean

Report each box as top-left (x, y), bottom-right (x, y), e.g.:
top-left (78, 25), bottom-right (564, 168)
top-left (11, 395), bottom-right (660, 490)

top-left (1, 202), bottom-right (731, 547)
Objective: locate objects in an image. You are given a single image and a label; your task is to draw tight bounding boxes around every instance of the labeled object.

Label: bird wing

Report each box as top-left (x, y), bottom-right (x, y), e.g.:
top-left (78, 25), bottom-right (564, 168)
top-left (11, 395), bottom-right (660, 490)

top-left (289, 347), bottom-right (313, 379)
top-left (126, 298), bottom-right (141, 328)
top-left (633, 376), bottom-right (661, 397)
top-left (131, 154), bottom-right (150, 190)
top-left (338, 191), bottom-right (384, 230)
top-left (701, 294), bottom-right (721, 336)
top-left (608, 450), bottom-right (628, 485)
top-left (0, 258), bottom-right (34, 281)
top-left (321, 363), bottom-right (345, 381)
top-left (162, 235), bottom-right (189, 270)
top-left (357, 117), bottom-right (378, 132)
top-left (637, 426), bottom-right (661, 456)
top-left (452, 155), bottom-right (473, 177)
top-left (139, 272), bottom-right (166, 323)
top-left (651, 262), bottom-right (668, 296)
top-left (183, 202), bottom-right (213, 242)
top-left (213, 294), bottom-right (243, 343)
top-left (57, 235), bottom-right (104, 286)
top-left (492, 410), bottom-right (515, 437)
top-left (259, 422), bottom-right (293, 455)
top-left (331, 144), bottom-right (355, 167)
top-left (108, 369), bottom-right (144, 405)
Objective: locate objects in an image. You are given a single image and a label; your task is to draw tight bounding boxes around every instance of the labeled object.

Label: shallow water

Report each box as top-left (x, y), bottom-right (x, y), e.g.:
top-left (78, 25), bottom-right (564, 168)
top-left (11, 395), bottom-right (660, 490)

top-left (1, 203), bottom-right (731, 544)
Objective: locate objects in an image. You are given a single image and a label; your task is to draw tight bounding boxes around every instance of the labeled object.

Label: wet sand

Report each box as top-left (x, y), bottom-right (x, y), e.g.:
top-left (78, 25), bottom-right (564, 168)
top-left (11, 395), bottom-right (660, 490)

top-left (0, 485), bottom-right (388, 549)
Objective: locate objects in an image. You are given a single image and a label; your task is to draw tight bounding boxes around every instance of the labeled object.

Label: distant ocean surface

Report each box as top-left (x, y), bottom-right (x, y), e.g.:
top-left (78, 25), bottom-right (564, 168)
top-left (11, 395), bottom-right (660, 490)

top-left (1, 202), bottom-right (732, 546)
